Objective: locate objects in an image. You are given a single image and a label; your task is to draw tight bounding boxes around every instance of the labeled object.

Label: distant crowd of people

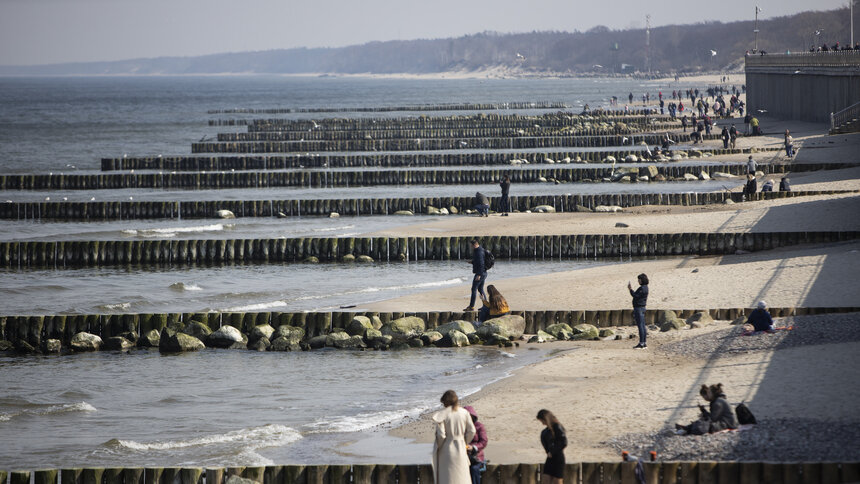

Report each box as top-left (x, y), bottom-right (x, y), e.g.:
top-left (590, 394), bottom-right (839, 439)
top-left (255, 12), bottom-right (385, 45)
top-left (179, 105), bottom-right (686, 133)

top-left (809, 42), bottom-right (860, 52)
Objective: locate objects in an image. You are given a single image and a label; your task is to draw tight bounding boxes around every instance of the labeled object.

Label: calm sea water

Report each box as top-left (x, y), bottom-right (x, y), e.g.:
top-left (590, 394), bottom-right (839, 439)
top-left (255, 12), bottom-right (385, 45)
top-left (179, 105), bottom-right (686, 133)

top-left (0, 75), bottom-right (723, 469)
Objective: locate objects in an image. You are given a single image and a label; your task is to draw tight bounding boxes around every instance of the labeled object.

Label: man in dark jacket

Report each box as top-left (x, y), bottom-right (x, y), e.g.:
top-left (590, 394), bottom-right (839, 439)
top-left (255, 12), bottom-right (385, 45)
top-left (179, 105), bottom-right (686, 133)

top-left (779, 177), bottom-right (791, 192)
top-left (464, 239), bottom-right (487, 311)
top-left (746, 300), bottom-right (774, 332)
top-left (474, 192), bottom-right (490, 217)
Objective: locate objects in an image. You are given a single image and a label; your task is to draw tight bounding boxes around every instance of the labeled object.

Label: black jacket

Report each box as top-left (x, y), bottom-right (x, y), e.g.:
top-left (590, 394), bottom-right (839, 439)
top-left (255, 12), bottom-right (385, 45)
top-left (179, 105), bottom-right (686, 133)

top-left (500, 179), bottom-right (511, 196)
top-left (540, 423), bottom-right (567, 458)
top-left (630, 285), bottom-right (648, 308)
top-left (472, 247), bottom-right (486, 274)
top-left (703, 396), bottom-right (738, 432)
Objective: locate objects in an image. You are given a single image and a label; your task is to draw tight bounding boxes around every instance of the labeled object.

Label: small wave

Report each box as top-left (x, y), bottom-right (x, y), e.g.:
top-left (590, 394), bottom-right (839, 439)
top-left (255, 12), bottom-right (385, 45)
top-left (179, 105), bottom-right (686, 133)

top-left (169, 282), bottom-right (203, 292)
top-left (225, 300), bottom-right (288, 312)
top-left (311, 224), bottom-right (355, 232)
top-left (0, 402), bottom-right (96, 422)
top-left (122, 224), bottom-right (231, 238)
top-left (305, 406), bottom-right (429, 434)
top-left (98, 302), bottom-right (131, 311)
top-left (109, 424), bottom-right (300, 451)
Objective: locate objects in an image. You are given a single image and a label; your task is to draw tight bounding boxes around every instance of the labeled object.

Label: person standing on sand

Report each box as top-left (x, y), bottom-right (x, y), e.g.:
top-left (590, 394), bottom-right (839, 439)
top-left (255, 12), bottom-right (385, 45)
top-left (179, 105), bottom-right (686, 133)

top-left (499, 175), bottom-right (511, 216)
top-left (784, 130), bottom-right (794, 158)
top-left (463, 406), bottom-right (488, 484)
top-left (747, 155), bottom-right (757, 175)
top-left (628, 274), bottom-right (649, 349)
top-left (464, 239), bottom-right (487, 311)
top-left (537, 409), bottom-right (567, 484)
top-left (432, 390), bottom-right (476, 484)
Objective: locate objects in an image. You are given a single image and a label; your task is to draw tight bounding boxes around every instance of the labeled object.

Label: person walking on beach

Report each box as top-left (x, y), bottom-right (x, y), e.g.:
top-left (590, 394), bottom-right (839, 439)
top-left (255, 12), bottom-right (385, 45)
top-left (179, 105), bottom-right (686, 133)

top-left (681, 115), bottom-right (688, 132)
top-left (432, 390), bottom-right (476, 484)
top-left (729, 124), bottom-right (738, 149)
top-left (537, 409), bottom-right (567, 484)
top-left (499, 175), bottom-right (511, 216)
top-left (721, 126), bottom-right (729, 149)
top-left (747, 155), bottom-right (757, 175)
top-left (478, 285), bottom-right (510, 323)
top-left (464, 406), bottom-right (488, 484)
top-left (784, 129), bottom-right (794, 158)
top-left (628, 274), bottom-right (649, 349)
top-left (464, 239), bottom-right (488, 311)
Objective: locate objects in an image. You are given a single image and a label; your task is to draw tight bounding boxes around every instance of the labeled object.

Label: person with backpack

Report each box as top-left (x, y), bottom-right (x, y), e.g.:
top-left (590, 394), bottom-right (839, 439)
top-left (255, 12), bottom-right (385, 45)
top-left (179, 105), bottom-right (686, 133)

top-left (464, 239), bottom-right (489, 311)
top-left (675, 383), bottom-right (738, 435)
top-left (478, 285), bottom-right (509, 323)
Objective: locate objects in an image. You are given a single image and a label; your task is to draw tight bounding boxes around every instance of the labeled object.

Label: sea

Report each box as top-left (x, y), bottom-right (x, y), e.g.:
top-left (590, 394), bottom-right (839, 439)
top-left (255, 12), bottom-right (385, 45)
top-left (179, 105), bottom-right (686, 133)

top-left (0, 75), bottom-right (737, 469)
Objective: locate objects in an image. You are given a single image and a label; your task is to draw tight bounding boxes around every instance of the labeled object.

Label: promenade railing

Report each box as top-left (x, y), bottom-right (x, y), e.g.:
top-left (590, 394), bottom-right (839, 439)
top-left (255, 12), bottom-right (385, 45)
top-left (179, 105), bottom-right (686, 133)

top-left (831, 100), bottom-right (860, 132)
top-left (745, 50), bottom-right (860, 68)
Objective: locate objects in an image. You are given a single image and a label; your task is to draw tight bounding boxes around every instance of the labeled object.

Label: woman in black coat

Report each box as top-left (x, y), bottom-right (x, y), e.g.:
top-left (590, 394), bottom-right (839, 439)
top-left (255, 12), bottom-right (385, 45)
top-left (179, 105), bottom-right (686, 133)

top-left (676, 383), bottom-right (738, 435)
top-left (537, 409), bottom-right (567, 483)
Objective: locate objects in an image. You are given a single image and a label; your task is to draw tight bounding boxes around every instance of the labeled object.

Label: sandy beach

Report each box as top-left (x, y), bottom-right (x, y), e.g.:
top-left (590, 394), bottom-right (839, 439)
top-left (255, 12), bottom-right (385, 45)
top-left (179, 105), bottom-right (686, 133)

top-left (374, 120), bottom-right (860, 463)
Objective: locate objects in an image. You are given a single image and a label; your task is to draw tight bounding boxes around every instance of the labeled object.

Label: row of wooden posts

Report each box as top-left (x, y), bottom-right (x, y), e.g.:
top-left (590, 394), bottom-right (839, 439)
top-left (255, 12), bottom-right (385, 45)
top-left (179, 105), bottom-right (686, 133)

top-left (2, 231), bottom-right (858, 269)
top-left (2, 461), bottom-right (859, 484)
top-left (3, 307), bottom-right (857, 348)
top-left (2, 162), bottom-right (820, 190)
top-left (190, 134), bottom-right (717, 154)
top-left (2, 190), bottom-right (853, 221)
top-left (100, 147), bottom-right (778, 171)
top-left (206, 101), bottom-right (570, 114)
top-left (218, 126), bottom-right (641, 141)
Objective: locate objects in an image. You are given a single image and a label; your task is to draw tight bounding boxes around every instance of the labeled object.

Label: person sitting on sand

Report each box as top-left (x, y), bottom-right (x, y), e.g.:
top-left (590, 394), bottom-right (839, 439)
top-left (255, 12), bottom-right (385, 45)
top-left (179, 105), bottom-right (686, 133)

top-left (746, 301), bottom-right (774, 332)
top-left (761, 179), bottom-right (774, 192)
top-left (478, 285), bottom-right (510, 323)
top-left (779, 177), bottom-right (791, 192)
top-left (474, 192), bottom-right (490, 217)
top-left (675, 383), bottom-right (738, 435)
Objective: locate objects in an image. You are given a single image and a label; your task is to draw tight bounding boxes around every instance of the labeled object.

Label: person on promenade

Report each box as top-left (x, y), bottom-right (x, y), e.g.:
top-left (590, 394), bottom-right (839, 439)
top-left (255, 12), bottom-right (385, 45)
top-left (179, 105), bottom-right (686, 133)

top-left (464, 239), bottom-right (487, 311)
top-left (499, 175), bottom-right (511, 216)
top-left (784, 130), bottom-right (794, 158)
top-left (747, 155), bottom-right (757, 175)
top-left (628, 273), bottom-right (649, 349)
top-left (537, 409), bottom-right (567, 484)
top-left (474, 192), bottom-right (490, 217)
top-left (432, 390), bottom-right (476, 484)
top-left (746, 301), bottom-right (774, 332)
top-left (478, 285), bottom-right (510, 323)
top-left (675, 383), bottom-right (738, 435)
top-left (779, 176), bottom-right (791, 192)
top-left (463, 406), bottom-right (488, 484)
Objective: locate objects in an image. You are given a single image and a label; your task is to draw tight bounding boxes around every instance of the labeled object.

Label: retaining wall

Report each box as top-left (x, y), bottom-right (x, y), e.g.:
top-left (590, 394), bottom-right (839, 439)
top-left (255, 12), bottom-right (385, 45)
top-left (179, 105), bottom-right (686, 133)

top-left (190, 134), bottom-right (717, 154)
top-left (4, 461), bottom-right (859, 484)
top-left (2, 307), bottom-right (857, 347)
top-left (3, 190), bottom-right (854, 221)
top-left (4, 162), bottom-right (830, 190)
top-left (101, 147), bottom-right (776, 171)
top-left (2, 231), bottom-right (858, 268)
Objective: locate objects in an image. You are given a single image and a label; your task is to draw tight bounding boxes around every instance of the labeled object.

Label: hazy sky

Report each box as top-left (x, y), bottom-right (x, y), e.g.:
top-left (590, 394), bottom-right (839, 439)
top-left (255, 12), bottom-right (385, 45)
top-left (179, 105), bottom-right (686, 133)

top-left (0, 0), bottom-right (851, 66)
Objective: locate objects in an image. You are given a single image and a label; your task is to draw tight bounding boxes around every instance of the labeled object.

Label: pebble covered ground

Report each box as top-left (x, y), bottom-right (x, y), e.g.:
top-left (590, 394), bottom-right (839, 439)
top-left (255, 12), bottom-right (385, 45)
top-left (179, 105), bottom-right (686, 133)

top-left (606, 313), bottom-right (860, 462)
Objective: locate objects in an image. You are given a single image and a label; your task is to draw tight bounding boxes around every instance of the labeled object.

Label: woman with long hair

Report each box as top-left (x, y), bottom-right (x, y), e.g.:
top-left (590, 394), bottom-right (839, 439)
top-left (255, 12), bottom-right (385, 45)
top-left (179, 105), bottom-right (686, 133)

top-left (676, 383), bottom-right (738, 435)
top-left (478, 285), bottom-right (510, 323)
top-left (432, 390), bottom-right (476, 484)
top-left (536, 409), bottom-right (567, 484)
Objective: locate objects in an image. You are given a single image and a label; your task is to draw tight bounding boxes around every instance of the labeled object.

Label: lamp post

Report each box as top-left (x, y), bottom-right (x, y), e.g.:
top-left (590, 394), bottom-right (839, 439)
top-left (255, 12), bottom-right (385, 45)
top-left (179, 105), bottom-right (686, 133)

top-left (851, 0), bottom-right (855, 47)
top-left (754, 6), bottom-right (762, 53)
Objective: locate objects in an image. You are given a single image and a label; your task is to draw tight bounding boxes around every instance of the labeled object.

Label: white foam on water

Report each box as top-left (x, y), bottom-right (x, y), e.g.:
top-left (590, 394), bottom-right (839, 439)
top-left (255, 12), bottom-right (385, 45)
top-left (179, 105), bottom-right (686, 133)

top-left (169, 282), bottom-right (203, 292)
top-left (311, 225), bottom-right (355, 232)
top-left (122, 224), bottom-right (230, 238)
top-left (113, 424), bottom-right (301, 451)
top-left (304, 406), bottom-right (430, 434)
top-left (36, 402), bottom-right (97, 415)
top-left (99, 302), bottom-right (131, 311)
top-left (225, 300), bottom-right (288, 312)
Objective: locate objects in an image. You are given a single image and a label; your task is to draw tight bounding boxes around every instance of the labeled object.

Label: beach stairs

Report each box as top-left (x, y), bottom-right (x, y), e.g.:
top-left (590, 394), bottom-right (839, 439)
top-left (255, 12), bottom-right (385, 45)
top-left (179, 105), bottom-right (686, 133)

top-left (830, 101), bottom-right (860, 134)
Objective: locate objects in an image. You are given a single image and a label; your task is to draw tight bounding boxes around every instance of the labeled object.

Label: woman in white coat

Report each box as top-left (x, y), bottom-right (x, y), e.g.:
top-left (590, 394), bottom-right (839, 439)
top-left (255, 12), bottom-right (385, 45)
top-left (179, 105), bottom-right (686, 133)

top-left (432, 390), bottom-right (476, 484)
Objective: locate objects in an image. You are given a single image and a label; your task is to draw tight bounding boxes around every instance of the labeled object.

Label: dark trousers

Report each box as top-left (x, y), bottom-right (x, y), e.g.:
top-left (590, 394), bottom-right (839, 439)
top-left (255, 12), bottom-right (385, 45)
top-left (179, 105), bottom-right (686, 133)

top-left (633, 306), bottom-right (647, 344)
top-left (500, 194), bottom-right (510, 213)
top-left (469, 272), bottom-right (487, 308)
top-left (475, 204), bottom-right (489, 216)
top-left (470, 461), bottom-right (484, 484)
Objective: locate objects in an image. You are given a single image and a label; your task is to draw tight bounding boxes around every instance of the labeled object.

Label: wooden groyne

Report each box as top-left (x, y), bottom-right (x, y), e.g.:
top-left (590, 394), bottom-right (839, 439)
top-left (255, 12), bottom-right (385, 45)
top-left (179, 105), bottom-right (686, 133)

top-left (2, 306), bottom-right (858, 347)
top-left (207, 101), bottom-right (569, 114)
top-left (1, 163), bottom-right (842, 190)
top-left (4, 461), bottom-right (859, 484)
top-left (217, 126), bottom-right (639, 142)
top-left (3, 190), bottom-right (854, 221)
top-left (101, 147), bottom-right (778, 171)
top-left (2, 231), bottom-right (858, 268)
top-left (190, 134), bottom-right (718, 154)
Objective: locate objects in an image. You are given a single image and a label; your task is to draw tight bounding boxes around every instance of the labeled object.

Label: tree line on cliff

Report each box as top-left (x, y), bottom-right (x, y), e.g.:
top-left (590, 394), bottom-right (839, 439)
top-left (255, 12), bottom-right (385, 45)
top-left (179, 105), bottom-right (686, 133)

top-left (1, 8), bottom-right (853, 76)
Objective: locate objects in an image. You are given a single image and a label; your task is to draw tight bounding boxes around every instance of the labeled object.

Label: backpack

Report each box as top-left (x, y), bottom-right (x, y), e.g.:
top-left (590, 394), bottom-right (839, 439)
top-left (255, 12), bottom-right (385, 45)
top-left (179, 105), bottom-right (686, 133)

top-left (735, 402), bottom-right (757, 425)
top-left (484, 249), bottom-right (495, 270)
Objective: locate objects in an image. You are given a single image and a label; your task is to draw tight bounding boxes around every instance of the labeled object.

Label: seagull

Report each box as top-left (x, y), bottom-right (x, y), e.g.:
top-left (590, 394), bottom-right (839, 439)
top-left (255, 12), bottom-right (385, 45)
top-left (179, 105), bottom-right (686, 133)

top-left (516, 53), bottom-right (525, 60)
top-left (793, 70), bottom-right (802, 74)
top-left (90, 197), bottom-right (95, 201)
top-left (815, 30), bottom-right (822, 36)
top-left (710, 50), bottom-right (717, 56)
top-left (757, 109), bottom-right (768, 113)
top-left (593, 64), bottom-right (603, 68)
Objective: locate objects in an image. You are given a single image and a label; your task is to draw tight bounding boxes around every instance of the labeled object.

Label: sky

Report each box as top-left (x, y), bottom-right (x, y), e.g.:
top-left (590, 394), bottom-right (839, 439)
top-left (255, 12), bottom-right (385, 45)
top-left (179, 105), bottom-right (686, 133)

top-left (0, 0), bottom-right (852, 66)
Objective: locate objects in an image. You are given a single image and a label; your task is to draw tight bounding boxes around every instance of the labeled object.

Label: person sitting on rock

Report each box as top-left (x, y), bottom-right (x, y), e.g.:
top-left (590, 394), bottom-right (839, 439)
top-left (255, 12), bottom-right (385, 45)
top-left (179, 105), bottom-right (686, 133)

top-left (478, 285), bottom-right (510, 323)
top-left (746, 301), bottom-right (774, 332)
top-left (675, 383), bottom-right (738, 435)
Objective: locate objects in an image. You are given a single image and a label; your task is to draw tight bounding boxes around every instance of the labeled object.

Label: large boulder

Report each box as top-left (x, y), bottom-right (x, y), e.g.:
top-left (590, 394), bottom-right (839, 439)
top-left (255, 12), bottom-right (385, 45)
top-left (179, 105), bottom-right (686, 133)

top-left (217, 209), bottom-right (235, 219)
top-left (346, 316), bottom-right (374, 336)
top-left (104, 336), bottom-right (134, 351)
top-left (70, 332), bottom-right (102, 352)
top-left (599, 328), bottom-right (616, 339)
top-left (439, 330), bottom-right (470, 347)
top-left (532, 205), bottom-right (556, 213)
top-left (183, 321), bottom-right (213, 340)
top-left (270, 336), bottom-right (301, 352)
top-left (698, 171), bottom-right (711, 180)
top-left (308, 335), bottom-right (328, 349)
top-left (207, 325), bottom-right (244, 349)
top-left (250, 324), bottom-right (275, 343)
top-left (334, 335), bottom-right (367, 349)
top-left (325, 331), bottom-right (351, 347)
top-left (686, 311), bottom-right (714, 327)
top-left (658, 310), bottom-right (678, 324)
top-left (421, 331), bottom-right (444, 346)
top-left (572, 324), bottom-right (599, 341)
top-left (0, 340), bottom-right (14, 352)
top-left (274, 325), bottom-right (305, 345)
top-left (528, 330), bottom-right (556, 343)
top-left (42, 339), bottom-right (62, 354)
top-left (139, 329), bottom-right (161, 347)
top-left (160, 332), bottom-right (205, 353)
top-left (381, 316), bottom-right (426, 342)
top-left (683, 173), bottom-right (698, 181)
top-left (476, 314), bottom-right (525, 340)
top-left (544, 323), bottom-right (573, 340)
top-left (594, 205), bottom-right (623, 213)
top-left (249, 337), bottom-right (271, 352)
top-left (661, 319), bottom-right (687, 332)
top-left (435, 320), bottom-right (476, 335)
